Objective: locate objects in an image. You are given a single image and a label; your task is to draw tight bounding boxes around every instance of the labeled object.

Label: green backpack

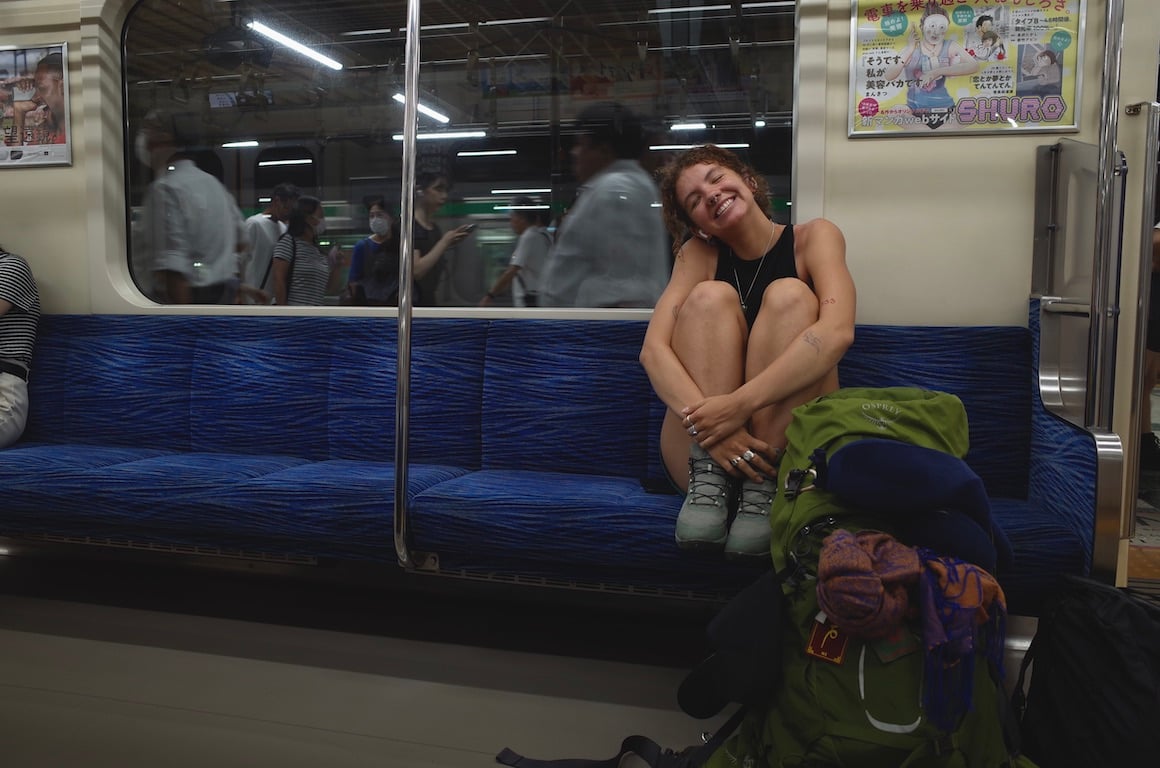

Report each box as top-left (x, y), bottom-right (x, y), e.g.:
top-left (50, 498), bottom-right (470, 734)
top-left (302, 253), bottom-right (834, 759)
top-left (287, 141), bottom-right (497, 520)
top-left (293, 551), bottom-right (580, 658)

top-left (702, 387), bottom-right (1034, 768)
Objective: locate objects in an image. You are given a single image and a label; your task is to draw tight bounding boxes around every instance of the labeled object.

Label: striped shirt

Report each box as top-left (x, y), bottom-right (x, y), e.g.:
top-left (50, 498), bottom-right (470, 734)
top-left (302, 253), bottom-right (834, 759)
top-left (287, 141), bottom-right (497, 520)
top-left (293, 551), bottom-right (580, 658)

top-left (273, 235), bottom-right (330, 306)
top-left (0, 250), bottom-right (41, 370)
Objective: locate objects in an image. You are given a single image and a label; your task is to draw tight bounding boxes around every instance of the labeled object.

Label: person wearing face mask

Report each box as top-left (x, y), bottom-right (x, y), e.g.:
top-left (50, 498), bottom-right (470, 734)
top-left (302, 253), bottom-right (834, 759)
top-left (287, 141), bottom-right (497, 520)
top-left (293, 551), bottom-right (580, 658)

top-left (345, 196), bottom-right (402, 306)
top-left (130, 109), bottom-right (245, 303)
top-left (271, 196), bottom-right (343, 306)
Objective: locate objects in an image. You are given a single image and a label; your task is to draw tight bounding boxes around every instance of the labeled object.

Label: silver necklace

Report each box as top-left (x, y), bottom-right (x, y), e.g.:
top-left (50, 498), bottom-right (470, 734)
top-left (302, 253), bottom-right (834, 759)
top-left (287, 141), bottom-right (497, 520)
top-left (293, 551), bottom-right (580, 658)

top-left (731, 221), bottom-right (778, 314)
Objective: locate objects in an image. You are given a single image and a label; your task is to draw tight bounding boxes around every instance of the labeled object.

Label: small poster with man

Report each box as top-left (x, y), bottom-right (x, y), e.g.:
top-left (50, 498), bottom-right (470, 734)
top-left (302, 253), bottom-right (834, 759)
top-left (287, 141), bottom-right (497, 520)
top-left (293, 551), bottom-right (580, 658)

top-left (1, 43), bottom-right (71, 167)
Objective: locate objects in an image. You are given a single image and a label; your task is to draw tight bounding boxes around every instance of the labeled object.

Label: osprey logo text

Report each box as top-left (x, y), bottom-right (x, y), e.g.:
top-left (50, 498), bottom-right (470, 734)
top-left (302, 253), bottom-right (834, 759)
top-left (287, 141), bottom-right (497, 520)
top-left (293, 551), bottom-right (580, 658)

top-left (861, 402), bottom-right (902, 431)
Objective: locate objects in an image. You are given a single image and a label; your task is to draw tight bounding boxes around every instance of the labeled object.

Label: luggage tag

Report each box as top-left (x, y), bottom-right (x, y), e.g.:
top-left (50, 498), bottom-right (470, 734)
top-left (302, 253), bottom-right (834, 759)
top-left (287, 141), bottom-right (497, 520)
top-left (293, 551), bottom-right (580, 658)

top-left (805, 611), bottom-right (850, 665)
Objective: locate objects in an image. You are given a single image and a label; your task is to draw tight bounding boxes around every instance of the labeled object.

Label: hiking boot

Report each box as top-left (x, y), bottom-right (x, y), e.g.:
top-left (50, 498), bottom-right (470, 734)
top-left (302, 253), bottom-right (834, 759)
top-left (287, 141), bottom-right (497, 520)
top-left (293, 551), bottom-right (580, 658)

top-left (724, 475), bottom-right (776, 560)
top-left (1142, 433), bottom-right (1160, 474)
top-left (675, 443), bottom-right (733, 550)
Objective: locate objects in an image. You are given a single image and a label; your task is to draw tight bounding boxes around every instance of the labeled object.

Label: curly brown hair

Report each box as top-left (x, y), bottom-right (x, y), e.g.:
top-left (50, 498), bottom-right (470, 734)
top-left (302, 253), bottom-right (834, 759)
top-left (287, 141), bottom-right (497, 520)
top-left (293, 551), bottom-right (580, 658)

top-left (657, 144), bottom-right (771, 256)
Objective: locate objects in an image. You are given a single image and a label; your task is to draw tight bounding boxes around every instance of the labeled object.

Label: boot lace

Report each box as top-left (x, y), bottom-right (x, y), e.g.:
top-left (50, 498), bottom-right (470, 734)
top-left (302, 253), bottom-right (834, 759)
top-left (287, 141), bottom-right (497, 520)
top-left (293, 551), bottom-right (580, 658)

top-left (687, 454), bottom-right (730, 506)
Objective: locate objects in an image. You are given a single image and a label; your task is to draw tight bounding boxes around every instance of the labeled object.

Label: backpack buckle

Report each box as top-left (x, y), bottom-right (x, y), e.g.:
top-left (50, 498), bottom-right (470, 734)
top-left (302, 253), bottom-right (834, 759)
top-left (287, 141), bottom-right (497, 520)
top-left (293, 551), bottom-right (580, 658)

top-left (784, 467), bottom-right (817, 500)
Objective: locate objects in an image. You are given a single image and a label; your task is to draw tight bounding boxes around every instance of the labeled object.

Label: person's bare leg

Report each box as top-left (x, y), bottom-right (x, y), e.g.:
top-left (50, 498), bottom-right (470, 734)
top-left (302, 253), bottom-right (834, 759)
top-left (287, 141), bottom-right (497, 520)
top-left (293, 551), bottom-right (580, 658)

top-left (745, 278), bottom-right (839, 458)
top-left (660, 281), bottom-right (748, 491)
top-left (727, 278), bottom-right (839, 559)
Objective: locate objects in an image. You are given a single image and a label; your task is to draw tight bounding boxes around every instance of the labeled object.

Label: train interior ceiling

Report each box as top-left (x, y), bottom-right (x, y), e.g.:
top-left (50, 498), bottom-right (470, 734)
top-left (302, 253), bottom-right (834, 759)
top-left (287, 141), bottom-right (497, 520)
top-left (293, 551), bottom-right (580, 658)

top-left (124, 1), bottom-right (796, 211)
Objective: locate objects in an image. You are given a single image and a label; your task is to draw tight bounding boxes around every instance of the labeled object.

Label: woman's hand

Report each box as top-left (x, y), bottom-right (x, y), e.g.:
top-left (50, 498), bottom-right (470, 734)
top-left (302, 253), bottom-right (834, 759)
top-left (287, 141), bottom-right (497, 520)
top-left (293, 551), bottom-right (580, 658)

top-left (703, 428), bottom-right (776, 482)
top-left (442, 225), bottom-right (475, 247)
top-left (682, 393), bottom-right (752, 449)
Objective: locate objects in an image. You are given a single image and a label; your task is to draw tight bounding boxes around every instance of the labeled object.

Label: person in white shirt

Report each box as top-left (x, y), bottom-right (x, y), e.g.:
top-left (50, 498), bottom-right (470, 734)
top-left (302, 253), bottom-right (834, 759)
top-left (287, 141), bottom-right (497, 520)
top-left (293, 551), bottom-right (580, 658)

top-left (540, 102), bottom-right (669, 308)
top-left (480, 196), bottom-right (552, 307)
top-left (240, 182), bottom-right (299, 304)
top-left (131, 110), bottom-right (245, 304)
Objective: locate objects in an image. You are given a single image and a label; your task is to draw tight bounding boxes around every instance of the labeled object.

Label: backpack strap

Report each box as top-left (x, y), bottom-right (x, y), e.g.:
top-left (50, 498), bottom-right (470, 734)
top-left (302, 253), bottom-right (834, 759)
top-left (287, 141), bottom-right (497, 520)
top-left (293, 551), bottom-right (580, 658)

top-left (495, 706), bottom-right (748, 768)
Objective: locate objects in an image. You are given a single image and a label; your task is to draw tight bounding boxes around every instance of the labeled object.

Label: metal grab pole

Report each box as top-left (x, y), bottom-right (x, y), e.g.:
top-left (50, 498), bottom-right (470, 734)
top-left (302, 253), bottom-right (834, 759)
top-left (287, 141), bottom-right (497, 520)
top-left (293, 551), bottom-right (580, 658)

top-left (1090, 0), bottom-right (1126, 430)
top-left (1123, 100), bottom-right (1160, 540)
top-left (394, 0), bottom-right (421, 568)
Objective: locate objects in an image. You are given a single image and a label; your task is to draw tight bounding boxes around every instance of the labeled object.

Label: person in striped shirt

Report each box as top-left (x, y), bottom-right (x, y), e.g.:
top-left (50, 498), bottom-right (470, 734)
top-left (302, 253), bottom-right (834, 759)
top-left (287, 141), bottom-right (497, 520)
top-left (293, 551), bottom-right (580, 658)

top-left (0, 246), bottom-right (40, 448)
top-left (271, 196), bottom-right (344, 306)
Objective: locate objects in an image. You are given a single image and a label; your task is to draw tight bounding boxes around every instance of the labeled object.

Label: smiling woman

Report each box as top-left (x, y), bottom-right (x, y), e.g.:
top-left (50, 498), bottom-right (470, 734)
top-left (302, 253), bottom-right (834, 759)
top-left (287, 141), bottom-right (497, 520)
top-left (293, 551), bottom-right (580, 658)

top-left (640, 144), bottom-right (855, 559)
top-left (121, 0), bottom-right (797, 309)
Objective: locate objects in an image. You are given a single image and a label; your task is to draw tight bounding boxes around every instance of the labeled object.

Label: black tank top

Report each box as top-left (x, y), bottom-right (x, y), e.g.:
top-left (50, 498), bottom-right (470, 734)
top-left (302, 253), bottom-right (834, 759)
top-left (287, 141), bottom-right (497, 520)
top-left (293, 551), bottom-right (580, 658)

top-left (714, 222), bottom-right (798, 328)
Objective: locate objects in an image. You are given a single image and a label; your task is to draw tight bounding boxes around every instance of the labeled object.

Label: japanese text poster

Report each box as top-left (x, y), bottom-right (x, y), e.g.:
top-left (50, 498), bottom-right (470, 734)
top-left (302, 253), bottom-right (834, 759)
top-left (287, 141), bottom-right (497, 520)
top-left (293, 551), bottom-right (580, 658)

top-left (1, 43), bottom-right (71, 166)
top-left (849, 1), bottom-right (1085, 136)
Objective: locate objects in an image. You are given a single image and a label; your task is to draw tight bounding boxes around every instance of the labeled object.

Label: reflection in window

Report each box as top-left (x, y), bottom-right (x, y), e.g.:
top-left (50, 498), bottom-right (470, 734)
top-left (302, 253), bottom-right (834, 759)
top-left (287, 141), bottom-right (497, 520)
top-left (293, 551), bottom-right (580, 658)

top-left (123, 0), bottom-right (795, 307)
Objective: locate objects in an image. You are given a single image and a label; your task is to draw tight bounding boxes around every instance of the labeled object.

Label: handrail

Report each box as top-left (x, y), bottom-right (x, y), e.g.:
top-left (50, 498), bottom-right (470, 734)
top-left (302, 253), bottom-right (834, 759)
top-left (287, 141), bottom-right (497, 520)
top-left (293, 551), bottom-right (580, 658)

top-left (1089, 0), bottom-right (1125, 431)
top-left (394, 0), bottom-right (422, 568)
top-left (1122, 100), bottom-right (1160, 540)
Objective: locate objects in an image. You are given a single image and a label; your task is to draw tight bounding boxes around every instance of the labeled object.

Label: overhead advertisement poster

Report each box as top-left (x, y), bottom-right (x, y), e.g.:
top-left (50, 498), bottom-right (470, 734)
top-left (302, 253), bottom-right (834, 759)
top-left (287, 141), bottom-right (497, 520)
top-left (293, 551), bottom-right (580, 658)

top-left (1, 43), bottom-right (71, 166)
top-left (849, 1), bottom-right (1085, 136)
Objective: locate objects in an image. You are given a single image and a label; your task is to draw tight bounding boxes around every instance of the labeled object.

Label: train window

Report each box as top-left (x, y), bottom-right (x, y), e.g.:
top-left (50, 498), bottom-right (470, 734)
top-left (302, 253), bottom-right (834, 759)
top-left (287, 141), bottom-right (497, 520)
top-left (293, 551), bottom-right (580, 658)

top-left (122, 0), bottom-right (795, 308)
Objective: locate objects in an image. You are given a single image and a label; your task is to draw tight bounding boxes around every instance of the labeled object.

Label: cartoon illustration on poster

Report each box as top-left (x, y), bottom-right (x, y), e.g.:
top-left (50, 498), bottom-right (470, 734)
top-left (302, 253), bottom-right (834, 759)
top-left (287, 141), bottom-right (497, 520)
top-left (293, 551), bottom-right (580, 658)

top-left (0, 43), bottom-right (71, 166)
top-left (849, 1), bottom-right (1084, 136)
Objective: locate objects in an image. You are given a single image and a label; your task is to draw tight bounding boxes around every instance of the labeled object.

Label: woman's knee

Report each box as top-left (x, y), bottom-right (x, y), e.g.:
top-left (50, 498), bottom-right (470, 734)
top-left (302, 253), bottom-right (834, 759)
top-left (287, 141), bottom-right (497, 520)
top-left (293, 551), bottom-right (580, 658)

top-left (681, 280), bottom-right (741, 317)
top-left (759, 278), bottom-right (818, 321)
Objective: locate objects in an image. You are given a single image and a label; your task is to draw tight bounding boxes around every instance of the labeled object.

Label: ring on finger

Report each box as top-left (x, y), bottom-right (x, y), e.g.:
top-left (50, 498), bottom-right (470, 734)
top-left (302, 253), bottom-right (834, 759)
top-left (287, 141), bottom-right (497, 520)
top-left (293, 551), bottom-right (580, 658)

top-left (688, 427), bottom-right (698, 437)
top-left (729, 456), bottom-right (742, 467)
top-left (741, 449), bottom-right (756, 462)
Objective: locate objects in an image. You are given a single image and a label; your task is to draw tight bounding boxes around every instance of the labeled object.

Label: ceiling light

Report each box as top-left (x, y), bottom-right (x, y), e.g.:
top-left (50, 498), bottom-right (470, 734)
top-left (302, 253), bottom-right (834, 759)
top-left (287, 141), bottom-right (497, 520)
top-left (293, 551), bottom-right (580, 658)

top-left (648, 1), bottom-right (793, 13)
top-left (754, 120), bottom-right (766, 128)
top-left (649, 143), bottom-right (750, 151)
top-left (392, 131), bottom-right (487, 141)
top-left (495, 204), bottom-right (550, 211)
top-left (671, 122), bottom-right (707, 131)
top-left (480, 17), bottom-right (551, 26)
top-left (392, 93), bottom-right (450, 123)
top-left (457, 149), bottom-right (517, 157)
top-left (341, 28), bottom-right (393, 37)
top-left (257, 158), bottom-right (313, 166)
top-left (246, 21), bottom-right (342, 71)
top-left (491, 188), bottom-right (551, 194)
top-left (222, 140), bottom-right (259, 148)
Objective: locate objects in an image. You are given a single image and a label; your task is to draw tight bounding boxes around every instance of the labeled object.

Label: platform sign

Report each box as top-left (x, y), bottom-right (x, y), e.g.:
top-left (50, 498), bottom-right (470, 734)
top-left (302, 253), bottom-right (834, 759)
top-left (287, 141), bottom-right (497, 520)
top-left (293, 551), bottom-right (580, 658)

top-left (1, 43), bottom-right (71, 166)
top-left (849, 1), bottom-right (1085, 136)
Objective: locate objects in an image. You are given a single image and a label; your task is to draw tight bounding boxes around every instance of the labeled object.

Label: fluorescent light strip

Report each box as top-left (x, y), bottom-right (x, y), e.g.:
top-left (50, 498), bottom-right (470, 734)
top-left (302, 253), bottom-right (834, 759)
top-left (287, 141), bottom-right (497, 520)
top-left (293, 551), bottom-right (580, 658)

top-left (392, 93), bottom-right (450, 123)
top-left (258, 197), bottom-right (272, 203)
top-left (495, 204), bottom-right (550, 210)
top-left (257, 158), bottom-right (313, 166)
top-left (421, 22), bottom-right (469, 31)
top-left (341, 28), bottom-right (393, 37)
top-left (754, 120), bottom-right (767, 128)
top-left (671, 122), bottom-right (707, 131)
top-left (247, 21), bottom-right (342, 71)
top-left (491, 188), bottom-right (551, 194)
top-left (458, 149), bottom-right (517, 157)
top-left (222, 140), bottom-right (259, 148)
top-left (648, 1), bottom-right (792, 13)
top-left (649, 143), bottom-right (750, 151)
top-left (392, 131), bottom-right (487, 141)
top-left (480, 16), bottom-right (551, 26)
top-left (648, 4), bottom-right (730, 14)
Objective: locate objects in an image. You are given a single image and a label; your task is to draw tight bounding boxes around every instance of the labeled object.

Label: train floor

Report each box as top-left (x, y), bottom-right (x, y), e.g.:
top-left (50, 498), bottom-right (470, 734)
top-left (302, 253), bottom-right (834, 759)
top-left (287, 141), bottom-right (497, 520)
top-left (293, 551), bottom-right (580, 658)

top-left (1129, 388), bottom-right (1160, 586)
top-left (0, 557), bottom-right (726, 768)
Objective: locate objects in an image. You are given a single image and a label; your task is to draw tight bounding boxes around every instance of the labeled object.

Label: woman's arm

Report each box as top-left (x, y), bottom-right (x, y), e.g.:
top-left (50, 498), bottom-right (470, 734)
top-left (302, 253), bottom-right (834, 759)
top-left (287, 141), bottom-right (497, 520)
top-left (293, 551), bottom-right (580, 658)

top-left (919, 43), bottom-right (979, 86)
top-left (639, 239), bottom-right (716, 415)
top-left (272, 259), bottom-right (290, 305)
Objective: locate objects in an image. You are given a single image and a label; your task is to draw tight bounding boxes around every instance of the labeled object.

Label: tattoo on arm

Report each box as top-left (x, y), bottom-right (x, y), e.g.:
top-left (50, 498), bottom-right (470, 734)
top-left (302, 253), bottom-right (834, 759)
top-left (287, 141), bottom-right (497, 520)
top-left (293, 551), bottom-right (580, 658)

top-left (821, 297), bottom-right (836, 306)
top-left (802, 330), bottom-right (822, 354)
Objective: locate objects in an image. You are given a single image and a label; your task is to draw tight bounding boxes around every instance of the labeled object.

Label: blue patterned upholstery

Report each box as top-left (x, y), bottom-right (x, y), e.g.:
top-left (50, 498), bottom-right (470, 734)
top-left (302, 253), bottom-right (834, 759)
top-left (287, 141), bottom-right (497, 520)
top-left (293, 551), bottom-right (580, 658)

top-left (3, 312), bottom-right (1096, 613)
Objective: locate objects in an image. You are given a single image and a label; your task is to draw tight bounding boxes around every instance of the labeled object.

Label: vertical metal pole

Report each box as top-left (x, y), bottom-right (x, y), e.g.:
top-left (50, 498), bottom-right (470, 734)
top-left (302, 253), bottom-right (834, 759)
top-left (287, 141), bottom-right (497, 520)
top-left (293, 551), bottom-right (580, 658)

top-left (1090, 0), bottom-right (1126, 430)
top-left (394, 0), bottom-right (421, 568)
top-left (1124, 100), bottom-right (1160, 539)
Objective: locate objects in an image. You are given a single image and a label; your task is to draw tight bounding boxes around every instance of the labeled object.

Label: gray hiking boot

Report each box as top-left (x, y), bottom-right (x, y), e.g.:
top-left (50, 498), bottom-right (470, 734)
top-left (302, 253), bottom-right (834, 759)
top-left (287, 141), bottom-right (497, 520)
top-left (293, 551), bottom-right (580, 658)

top-left (725, 476), bottom-right (776, 560)
top-left (675, 443), bottom-right (733, 550)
